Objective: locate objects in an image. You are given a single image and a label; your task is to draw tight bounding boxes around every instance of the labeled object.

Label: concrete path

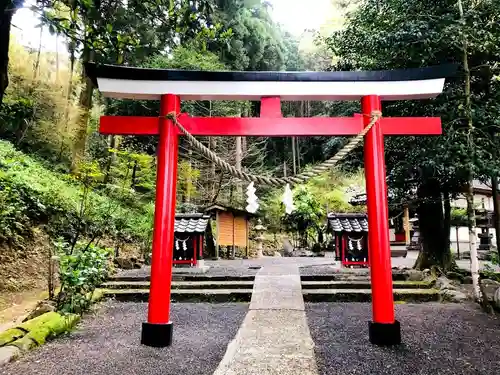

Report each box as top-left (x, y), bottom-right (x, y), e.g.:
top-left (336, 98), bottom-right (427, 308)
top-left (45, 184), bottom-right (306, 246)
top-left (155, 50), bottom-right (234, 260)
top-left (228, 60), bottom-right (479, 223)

top-left (213, 264), bottom-right (318, 375)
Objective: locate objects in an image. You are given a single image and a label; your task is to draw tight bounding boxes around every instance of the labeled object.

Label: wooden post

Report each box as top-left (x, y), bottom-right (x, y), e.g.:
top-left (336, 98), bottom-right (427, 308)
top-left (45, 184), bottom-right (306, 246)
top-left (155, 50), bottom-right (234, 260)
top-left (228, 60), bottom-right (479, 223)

top-left (232, 213), bottom-right (236, 259)
top-left (404, 205), bottom-right (410, 246)
top-left (246, 218), bottom-right (250, 258)
top-left (215, 211), bottom-right (220, 259)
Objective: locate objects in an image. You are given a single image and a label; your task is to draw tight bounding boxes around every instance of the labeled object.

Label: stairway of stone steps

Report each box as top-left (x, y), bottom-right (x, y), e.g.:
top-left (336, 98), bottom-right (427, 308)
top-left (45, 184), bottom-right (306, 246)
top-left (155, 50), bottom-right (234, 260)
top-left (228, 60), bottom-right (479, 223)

top-left (100, 271), bottom-right (439, 303)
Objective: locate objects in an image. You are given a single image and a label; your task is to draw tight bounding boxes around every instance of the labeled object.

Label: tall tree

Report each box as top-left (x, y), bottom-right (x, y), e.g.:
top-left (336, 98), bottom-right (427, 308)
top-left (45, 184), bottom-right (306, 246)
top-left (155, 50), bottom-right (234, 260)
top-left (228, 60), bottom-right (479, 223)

top-left (1, 0), bottom-right (24, 106)
top-left (34, 0), bottom-right (217, 170)
top-left (325, 0), bottom-right (500, 270)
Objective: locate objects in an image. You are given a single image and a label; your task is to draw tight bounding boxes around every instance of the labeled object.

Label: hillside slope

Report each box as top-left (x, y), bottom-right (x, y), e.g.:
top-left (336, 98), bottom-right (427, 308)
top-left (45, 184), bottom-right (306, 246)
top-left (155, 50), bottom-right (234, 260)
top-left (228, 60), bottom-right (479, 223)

top-left (0, 140), bottom-right (152, 295)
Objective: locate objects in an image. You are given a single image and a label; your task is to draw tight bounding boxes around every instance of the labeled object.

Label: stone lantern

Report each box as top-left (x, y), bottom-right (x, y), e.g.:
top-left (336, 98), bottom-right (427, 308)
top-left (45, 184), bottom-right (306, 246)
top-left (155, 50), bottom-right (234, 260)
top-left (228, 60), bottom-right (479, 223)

top-left (254, 219), bottom-right (266, 258)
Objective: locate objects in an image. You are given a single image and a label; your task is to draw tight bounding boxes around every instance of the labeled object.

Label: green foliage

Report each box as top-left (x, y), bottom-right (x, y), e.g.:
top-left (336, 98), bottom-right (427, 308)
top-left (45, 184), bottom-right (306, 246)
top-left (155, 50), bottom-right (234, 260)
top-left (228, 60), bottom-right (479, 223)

top-left (2, 38), bottom-right (80, 166)
top-left (0, 140), bottom-right (151, 248)
top-left (261, 170), bottom-right (363, 246)
top-left (177, 160), bottom-right (201, 203)
top-left (282, 185), bottom-right (324, 247)
top-left (326, 0), bottom-right (500, 193)
top-left (105, 148), bottom-right (156, 205)
top-left (451, 207), bottom-right (468, 226)
top-left (56, 241), bottom-right (113, 314)
top-left (39, 0), bottom-right (216, 66)
top-left (211, 1), bottom-right (299, 71)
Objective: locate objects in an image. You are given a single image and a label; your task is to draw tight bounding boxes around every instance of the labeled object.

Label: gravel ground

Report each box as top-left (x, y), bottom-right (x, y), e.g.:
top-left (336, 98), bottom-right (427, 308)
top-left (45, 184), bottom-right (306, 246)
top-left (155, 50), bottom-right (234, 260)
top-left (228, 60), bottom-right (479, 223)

top-left (306, 302), bottom-right (500, 375)
top-left (1, 302), bottom-right (248, 375)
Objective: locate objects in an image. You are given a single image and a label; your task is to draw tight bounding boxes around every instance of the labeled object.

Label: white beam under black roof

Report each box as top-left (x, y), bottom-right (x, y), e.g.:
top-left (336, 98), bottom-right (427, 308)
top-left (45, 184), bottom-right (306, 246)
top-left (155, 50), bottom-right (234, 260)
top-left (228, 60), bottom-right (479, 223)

top-left (85, 63), bottom-right (456, 101)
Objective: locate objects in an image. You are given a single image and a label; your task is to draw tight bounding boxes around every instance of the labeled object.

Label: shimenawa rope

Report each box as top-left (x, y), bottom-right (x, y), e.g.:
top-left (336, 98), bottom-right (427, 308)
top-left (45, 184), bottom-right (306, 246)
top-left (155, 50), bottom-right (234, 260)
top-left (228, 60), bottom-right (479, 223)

top-left (165, 110), bottom-right (382, 187)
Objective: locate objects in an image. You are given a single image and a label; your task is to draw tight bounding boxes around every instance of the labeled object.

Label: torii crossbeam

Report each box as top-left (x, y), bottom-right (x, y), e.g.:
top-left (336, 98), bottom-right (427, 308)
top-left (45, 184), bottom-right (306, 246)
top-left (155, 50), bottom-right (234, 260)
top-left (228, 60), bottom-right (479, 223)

top-left (86, 63), bottom-right (454, 348)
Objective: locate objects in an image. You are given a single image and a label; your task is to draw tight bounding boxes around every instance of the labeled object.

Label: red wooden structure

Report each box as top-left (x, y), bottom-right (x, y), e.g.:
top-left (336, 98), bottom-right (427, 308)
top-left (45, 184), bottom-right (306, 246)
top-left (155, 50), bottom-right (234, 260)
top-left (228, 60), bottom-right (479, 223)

top-left (327, 213), bottom-right (369, 268)
top-left (173, 214), bottom-right (212, 267)
top-left (85, 62), bottom-right (454, 348)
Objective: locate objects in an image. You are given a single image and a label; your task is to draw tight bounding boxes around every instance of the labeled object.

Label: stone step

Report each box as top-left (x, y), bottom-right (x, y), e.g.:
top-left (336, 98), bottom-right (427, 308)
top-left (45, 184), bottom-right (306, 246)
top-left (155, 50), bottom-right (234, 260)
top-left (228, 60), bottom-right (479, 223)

top-left (300, 273), bottom-right (408, 282)
top-left (102, 280), bottom-right (255, 290)
top-left (102, 288), bottom-right (253, 302)
top-left (302, 288), bottom-right (440, 303)
top-left (108, 275), bottom-right (256, 282)
top-left (301, 280), bottom-right (433, 290)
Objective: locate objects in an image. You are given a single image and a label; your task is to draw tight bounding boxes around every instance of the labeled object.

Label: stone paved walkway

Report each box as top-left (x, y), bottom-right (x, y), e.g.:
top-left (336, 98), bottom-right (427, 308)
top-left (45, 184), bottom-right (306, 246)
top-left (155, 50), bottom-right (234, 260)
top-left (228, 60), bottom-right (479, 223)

top-left (213, 264), bottom-right (318, 375)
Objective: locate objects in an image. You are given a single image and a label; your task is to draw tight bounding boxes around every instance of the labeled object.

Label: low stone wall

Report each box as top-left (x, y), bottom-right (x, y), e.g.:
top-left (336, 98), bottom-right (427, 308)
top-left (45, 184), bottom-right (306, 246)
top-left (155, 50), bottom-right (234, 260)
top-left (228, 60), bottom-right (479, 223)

top-left (0, 311), bottom-right (80, 366)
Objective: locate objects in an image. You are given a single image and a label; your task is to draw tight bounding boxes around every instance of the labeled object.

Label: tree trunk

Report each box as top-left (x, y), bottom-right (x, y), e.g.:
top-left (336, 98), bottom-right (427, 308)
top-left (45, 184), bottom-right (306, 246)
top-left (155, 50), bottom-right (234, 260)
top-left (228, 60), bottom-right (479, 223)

top-left (71, 48), bottom-right (95, 171)
top-left (209, 138), bottom-right (217, 193)
top-left (181, 144), bottom-right (193, 204)
top-left (55, 34), bottom-right (59, 84)
top-left (458, 0), bottom-right (482, 302)
top-left (131, 160), bottom-right (138, 189)
top-left (235, 136), bottom-right (242, 197)
top-left (466, 180), bottom-right (480, 298)
top-left (414, 179), bottom-right (454, 271)
top-left (33, 26), bottom-right (43, 80)
top-left (0, 3), bottom-right (15, 106)
top-left (492, 174), bottom-right (500, 259)
top-left (291, 137), bottom-right (297, 175)
top-left (443, 190), bottom-right (451, 254)
top-left (57, 43), bottom-right (76, 161)
top-left (103, 135), bottom-right (117, 183)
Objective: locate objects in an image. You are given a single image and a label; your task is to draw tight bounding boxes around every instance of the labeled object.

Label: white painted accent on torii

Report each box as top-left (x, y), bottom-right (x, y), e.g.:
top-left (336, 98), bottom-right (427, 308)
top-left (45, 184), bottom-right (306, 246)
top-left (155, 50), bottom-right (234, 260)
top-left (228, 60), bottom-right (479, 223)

top-left (96, 77), bottom-right (446, 101)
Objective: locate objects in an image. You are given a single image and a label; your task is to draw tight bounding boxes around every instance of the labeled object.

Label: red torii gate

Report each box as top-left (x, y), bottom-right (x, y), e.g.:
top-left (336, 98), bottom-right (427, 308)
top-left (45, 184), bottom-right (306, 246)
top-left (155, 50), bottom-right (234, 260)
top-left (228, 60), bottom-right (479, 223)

top-left (85, 63), bottom-right (453, 348)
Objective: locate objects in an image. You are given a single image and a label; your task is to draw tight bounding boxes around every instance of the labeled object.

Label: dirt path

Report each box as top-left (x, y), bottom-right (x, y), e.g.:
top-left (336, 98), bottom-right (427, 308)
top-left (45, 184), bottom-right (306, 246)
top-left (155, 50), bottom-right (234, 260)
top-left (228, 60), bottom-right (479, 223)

top-left (0, 289), bottom-right (46, 331)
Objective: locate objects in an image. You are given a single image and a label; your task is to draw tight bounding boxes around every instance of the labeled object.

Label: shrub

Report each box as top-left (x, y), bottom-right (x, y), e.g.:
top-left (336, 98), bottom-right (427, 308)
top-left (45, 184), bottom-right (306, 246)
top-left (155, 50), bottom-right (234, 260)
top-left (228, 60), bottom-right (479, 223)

top-left (0, 140), bottom-right (151, 248)
top-left (56, 241), bottom-right (113, 314)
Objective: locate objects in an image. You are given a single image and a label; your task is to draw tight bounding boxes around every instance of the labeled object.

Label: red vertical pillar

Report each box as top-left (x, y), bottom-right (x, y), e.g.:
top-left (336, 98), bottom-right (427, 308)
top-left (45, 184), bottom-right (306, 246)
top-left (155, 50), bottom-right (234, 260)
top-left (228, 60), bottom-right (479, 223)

top-left (141, 94), bottom-right (180, 348)
top-left (193, 236), bottom-right (197, 266)
top-left (362, 95), bottom-right (401, 346)
top-left (199, 235), bottom-right (204, 258)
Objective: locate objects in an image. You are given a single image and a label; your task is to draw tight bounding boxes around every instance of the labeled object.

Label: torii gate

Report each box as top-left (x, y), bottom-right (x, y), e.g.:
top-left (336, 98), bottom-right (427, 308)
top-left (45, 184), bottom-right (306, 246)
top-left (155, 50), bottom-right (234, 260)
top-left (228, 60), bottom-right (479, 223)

top-left (85, 63), bottom-right (453, 348)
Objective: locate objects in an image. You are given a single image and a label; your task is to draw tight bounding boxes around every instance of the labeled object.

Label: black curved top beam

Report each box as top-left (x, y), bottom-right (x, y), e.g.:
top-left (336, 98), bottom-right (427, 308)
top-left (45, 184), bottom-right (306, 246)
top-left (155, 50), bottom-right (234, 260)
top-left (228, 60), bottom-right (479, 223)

top-left (84, 62), bottom-right (457, 87)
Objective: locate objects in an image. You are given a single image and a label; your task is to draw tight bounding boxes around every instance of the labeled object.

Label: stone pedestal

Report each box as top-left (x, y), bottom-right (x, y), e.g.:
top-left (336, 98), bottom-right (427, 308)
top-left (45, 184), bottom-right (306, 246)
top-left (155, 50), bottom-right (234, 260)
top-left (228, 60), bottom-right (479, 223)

top-left (477, 229), bottom-right (493, 260)
top-left (254, 219), bottom-right (266, 258)
top-left (406, 221), bottom-right (421, 251)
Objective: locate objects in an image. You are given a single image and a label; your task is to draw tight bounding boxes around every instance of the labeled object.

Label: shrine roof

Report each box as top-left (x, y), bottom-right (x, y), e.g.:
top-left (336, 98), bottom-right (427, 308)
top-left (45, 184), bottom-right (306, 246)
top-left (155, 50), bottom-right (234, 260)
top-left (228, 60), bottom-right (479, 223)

top-left (327, 213), bottom-right (369, 233)
top-left (84, 62), bottom-right (456, 101)
top-left (174, 213), bottom-right (210, 234)
top-left (349, 191), bottom-right (396, 205)
top-left (203, 204), bottom-right (256, 218)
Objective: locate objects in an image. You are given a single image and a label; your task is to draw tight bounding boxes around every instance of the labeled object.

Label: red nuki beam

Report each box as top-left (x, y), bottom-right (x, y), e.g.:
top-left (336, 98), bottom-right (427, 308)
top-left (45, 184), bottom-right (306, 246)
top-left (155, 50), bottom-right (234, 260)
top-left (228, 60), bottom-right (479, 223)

top-left (100, 115), bottom-right (441, 136)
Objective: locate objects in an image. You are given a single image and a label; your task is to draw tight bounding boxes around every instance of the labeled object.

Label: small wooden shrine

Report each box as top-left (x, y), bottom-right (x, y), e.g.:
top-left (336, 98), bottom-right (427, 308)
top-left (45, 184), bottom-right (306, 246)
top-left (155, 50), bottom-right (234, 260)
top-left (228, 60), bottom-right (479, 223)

top-left (349, 191), bottom-right (413, 246)
top-left (173, 213), bottom-right (214, 267)
top-left (326, 213), bottom-right (369, 268)
top-left (204, 204), bottom-right (254, 259)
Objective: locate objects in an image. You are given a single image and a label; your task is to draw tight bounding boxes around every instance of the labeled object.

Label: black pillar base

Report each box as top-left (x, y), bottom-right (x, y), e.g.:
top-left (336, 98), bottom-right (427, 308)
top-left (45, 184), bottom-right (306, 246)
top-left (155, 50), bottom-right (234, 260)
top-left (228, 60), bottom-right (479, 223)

top-left (141, 322), bottom-right (173, 347)
top-left (369, 320), bottom-right (401, 346)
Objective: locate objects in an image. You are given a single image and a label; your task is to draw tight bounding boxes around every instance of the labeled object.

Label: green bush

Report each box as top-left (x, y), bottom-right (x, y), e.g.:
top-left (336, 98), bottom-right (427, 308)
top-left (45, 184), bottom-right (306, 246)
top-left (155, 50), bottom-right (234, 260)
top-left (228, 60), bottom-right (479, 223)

top-left (0, 140), bottom-right (151, 247)
top-left (56, 241), bottom-right (113, 314)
